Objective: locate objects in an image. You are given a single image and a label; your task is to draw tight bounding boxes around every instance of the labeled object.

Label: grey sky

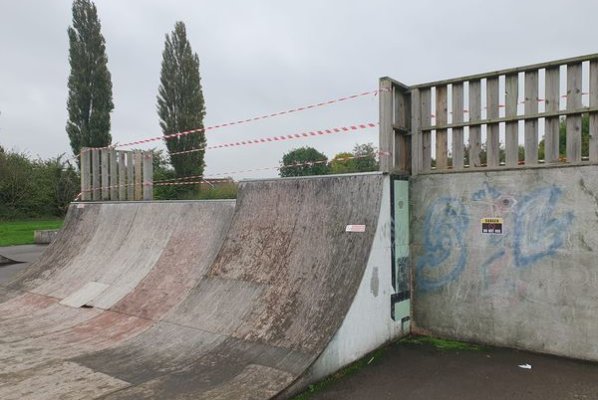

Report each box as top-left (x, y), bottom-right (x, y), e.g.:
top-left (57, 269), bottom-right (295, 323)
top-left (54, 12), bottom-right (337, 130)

top-left (1, 0), bottom-right (596, 179)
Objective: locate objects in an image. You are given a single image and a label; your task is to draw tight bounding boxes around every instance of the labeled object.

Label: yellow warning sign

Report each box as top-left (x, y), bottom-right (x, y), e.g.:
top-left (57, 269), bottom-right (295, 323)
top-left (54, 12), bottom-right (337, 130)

top-left (481, 218), bottom-right (503, 234)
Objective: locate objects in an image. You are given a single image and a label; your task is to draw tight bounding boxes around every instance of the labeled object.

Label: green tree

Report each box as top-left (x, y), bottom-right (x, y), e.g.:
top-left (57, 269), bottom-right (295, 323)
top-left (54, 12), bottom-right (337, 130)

top-left (330, 143), bottom-right (379, 174)
top-left (350, 143), bottom-right (379, 172)
top-left (157, 21), bottom-right (206, 178)
top-left (66, 0), bottom-right (113, 158)
top-left (279, 147), bottom-right (329, 177)
top-left (329, 152), bottom-right (354, 174)
top-left (539, 115), bottom-right (590, 160)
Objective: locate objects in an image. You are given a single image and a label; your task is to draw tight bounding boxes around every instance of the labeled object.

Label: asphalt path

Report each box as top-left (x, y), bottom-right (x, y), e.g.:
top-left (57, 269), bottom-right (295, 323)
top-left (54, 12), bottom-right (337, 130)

top-left (303, 339), bottom-right (598, 400)
top-left (0, 244), bottom-right (46, 283)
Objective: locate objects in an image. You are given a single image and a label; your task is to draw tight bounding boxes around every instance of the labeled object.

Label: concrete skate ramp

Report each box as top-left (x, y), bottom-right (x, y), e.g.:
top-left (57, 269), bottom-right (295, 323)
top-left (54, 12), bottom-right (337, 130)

top-left (0, 174), bottom-right (384, 399)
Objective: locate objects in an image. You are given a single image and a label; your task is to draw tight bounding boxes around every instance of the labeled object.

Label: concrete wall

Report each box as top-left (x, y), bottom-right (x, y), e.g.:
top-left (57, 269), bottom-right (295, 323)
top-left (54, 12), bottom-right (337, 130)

top-left (411, 165), bottom-right (598, 361)
top-left (284, 175), bottom-right (405, 396)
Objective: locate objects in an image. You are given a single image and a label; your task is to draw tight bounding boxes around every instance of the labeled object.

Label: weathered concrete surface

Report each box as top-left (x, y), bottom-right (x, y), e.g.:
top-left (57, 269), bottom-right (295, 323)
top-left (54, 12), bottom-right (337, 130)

top-left (412, 165), bottom-right (598, 361)
top-left (34, 229), bottom-right (60, 244)
top-left (281, 175), bottom-right (405, 398)
top-left (0, 200), bottom-right (235, 398)
top-left (0, 174), bottom-right (394, 399)
top-left (78, 174), bottom-right (385, 399)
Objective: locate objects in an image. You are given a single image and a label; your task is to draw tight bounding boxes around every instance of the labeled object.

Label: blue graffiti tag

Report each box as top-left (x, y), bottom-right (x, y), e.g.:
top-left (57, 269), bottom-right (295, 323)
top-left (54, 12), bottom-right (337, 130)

top-left (416, 197), bottom-right (470, 292)
top-left (513, 186), bottom-right (574, 268)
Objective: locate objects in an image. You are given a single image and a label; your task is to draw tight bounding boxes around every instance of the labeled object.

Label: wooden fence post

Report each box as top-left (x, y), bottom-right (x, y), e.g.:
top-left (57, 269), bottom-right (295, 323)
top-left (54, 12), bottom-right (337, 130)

top-left (101, 148), bottom-right (109, 200)
top-left (143, 151), bottom-right (153, 201)
top-left (410, 88), bottom-right (422, 174)
top-left (118, 151), bottom-right (127, 200)
top-left (134, 151), bottom-right (142, 201)
top-left (110, 148), bottom-right (118, 200)
top-left (379, 78), bottom-right (393, 173)
top-left (92, 148), bottom-right (100, 201)
top-left (80, 148), bottom-right (91, 201)
top-left (127, 152), bottom-right (134, 201)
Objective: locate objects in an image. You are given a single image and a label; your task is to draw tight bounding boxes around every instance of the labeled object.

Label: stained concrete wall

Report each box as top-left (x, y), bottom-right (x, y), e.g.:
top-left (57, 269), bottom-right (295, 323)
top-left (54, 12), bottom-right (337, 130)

top-left (281, 174), bottom-right (406, 398)
top-left (411, 165), bottom-right (598, 361)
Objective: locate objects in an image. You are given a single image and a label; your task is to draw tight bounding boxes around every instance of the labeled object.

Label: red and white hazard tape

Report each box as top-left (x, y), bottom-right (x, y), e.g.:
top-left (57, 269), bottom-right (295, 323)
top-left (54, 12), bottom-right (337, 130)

top-left (153, 151), bottom-right (391, 186)
top-left (169, 122), bottom-right (378, 157)
top-left (433, 92), bottom-right (591, 118)
top-left (77, 152), bottom-right (391, 194)
top-left (80, 89), bottom-right (381, 155)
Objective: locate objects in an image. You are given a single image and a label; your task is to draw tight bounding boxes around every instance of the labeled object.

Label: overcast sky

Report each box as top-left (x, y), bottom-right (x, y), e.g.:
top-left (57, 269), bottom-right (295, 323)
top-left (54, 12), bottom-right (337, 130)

top-left (1, 0), bottom-right (597, 179)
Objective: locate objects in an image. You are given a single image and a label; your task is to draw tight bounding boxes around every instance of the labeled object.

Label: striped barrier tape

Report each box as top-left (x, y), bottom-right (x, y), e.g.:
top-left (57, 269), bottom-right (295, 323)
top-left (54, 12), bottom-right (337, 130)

top-left (80, 89), bottom-right (382, 154)
top-left (169, 122), bottom-right (378, 157)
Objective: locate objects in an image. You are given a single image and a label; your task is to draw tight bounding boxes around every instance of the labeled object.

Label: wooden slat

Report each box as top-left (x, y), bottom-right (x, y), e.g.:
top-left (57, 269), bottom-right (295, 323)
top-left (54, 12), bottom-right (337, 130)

top-left (524, 70), bottom-right (539, 165)
top-left (101, 148), bottom-right (109, 200)
top-left (143, 151), bottom-right (153, 201)
top-left (379, 78), bottom-right (393, 173)
top-left (394, 86), bottom-right (411, 172)
top-left (486, 77), bottom-right (500, 167)
top-left (451, 83), bottom-right (464, 169)
top-left (591, 60), bottom-right (598, 163)
top-left (420, 88), bottom-right (432, 171)
top-left (505, 74), bottom-right (519, 167)
top-left (127, 152), bottom-right (134, 200)
top-left (544, 67), bottom-right (560, 163)
top-left (80, 148), bottom-right (91, 201)
top-left (118, 151), bottom-right (126, 200)
top-left (469, 80), bottom-right (482, 167)
top-left (109, 149), bottom-right (118, 200)
top-left (421, 107), bottom-right (597, 130)
top-left (410, 88), bottom-right (422, 173)
top-left (91, 149), bottom-right (100, 201)
top-left (134, 151), bottom-right (142, 201)
top-left (411, 53), bottom-right (598, 89)
top-left (435, 85), bottom-right (448, 169)
top-left (567, 63), bottom-right (583, 162)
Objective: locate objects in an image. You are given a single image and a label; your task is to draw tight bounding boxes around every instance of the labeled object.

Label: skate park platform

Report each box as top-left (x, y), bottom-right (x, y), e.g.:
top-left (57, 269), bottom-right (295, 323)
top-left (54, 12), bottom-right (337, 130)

top-left (0, 173), bottom-right (409, 399)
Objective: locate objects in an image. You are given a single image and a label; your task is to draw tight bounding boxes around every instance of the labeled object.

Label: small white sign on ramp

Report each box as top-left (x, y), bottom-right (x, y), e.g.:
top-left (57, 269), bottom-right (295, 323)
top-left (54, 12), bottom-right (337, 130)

top-left (60, 282), bottom-right (109, 308)
top-left (345, 225), bottom-right (366, 233)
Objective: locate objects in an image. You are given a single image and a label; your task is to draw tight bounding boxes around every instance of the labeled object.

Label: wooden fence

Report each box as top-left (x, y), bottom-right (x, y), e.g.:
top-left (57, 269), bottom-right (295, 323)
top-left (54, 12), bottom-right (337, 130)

top-left (380, 53), bottom-right (598, 174)
top-left (80, 148), bottom-right (153, 201)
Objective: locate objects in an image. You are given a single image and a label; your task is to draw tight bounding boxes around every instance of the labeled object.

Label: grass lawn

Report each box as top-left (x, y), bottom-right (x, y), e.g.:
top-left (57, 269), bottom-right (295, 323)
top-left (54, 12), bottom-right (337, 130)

top-left (0, 219), bottom-right (64, 246)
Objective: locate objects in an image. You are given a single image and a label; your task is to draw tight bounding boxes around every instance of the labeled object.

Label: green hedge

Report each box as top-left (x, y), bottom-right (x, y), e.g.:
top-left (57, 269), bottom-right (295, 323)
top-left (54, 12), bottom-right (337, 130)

top-left (0, 148), bottom-right (79, 220)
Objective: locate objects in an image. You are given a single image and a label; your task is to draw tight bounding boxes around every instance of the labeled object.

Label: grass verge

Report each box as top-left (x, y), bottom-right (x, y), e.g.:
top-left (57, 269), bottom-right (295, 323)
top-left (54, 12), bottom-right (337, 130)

top-left (292, 347), bottom-right (387, 400)
top-left (399, 335), bottom-right (485, 352)
top-left (0, 219), bottom-right (64, 246)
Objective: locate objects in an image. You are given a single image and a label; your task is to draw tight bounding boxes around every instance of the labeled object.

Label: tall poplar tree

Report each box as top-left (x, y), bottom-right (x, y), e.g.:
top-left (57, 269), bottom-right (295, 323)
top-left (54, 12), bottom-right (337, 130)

top-left (157, 21), bottom-right (206, 178)
top-left (66, 0), bottom-right (113, 158)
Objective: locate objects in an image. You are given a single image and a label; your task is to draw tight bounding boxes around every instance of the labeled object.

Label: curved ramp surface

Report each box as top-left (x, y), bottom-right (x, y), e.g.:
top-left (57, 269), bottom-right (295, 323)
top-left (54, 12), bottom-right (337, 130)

top-left (0, 175), bottom-right (385, 399)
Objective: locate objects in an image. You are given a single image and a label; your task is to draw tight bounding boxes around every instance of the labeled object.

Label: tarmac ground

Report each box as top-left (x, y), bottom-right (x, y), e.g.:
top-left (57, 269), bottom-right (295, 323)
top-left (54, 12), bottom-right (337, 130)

top-left (300, 337), bottom-right (598, 400)
top-left (0, 244), bottom-right (46, 282)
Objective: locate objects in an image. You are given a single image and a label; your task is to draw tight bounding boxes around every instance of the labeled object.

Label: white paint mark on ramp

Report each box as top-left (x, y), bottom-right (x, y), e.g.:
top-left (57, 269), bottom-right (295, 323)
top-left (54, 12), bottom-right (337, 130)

top-left (60, 282), bottom-right (109, 308)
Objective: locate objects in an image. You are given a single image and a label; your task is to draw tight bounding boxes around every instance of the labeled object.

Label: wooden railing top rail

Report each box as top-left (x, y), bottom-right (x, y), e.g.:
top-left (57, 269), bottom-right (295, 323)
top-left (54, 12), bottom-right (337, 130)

top-left (410, 53), bottom-right (598, 89)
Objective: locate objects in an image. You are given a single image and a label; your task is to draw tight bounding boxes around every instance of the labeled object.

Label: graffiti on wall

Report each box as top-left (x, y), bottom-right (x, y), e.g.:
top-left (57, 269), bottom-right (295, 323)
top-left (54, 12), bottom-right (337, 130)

top-left (513, 187), bottom-right (574, 268)
top-left (417, 183), bottom-right (574, 292)
top-left (415, 197), bottom-right (469, 291)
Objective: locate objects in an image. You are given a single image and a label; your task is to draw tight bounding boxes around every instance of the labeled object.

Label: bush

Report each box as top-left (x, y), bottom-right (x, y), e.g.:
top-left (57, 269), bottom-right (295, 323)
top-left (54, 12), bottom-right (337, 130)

top-left (0, 149), bottom-right (79, 220)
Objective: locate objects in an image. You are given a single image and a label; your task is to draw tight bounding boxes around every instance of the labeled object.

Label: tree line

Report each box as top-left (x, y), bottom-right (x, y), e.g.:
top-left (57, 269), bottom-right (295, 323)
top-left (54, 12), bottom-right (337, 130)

top-left (279, 143), bottom-right (379, 177)
top-left (66, 0), bottom-right (205, 178)
top-left (0, 0), bottom-right (206, 219)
